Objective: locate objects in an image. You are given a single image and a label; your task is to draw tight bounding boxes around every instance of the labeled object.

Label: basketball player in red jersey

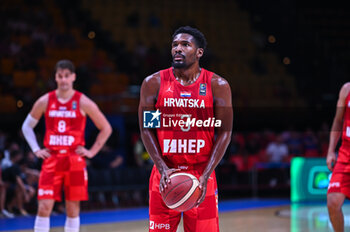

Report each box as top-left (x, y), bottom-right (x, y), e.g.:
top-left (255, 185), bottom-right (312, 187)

top-left (327, 83), bottom-right (350, 232)
top-left (139, 26), bottom-right (233, 232)
top-left (21, 60), bottom-right (112, 232)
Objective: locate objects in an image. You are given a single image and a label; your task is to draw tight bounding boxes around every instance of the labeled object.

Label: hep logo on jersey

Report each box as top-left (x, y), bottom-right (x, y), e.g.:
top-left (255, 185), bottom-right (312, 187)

top-left (143, 110), bottom-right (161, 128)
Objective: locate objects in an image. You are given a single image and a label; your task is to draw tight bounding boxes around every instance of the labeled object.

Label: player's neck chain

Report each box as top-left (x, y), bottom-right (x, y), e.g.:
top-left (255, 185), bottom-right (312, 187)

top-left (175, 68), bottom-right (201, 86)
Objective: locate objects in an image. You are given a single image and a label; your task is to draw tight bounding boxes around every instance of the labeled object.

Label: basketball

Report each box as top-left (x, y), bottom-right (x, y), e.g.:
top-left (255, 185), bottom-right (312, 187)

top-left (161, 172), bottom-right (201, 212)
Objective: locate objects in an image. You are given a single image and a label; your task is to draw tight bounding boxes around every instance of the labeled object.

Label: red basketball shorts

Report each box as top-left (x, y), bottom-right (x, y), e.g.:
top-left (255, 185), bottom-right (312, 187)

top-left (38, 151), bottom-right (88, 201)
top-left (328, 161), bottom-right (350, 198)
top-left (149, 166), bottom-right (219, 232)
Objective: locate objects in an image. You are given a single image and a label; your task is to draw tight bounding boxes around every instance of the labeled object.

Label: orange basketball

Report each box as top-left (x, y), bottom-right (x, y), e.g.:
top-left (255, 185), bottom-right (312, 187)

top-left (161, 172), bottom-right (201, 212)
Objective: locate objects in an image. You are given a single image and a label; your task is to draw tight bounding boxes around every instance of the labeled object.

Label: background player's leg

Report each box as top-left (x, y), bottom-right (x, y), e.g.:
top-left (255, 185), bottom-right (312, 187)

top-left (37, 199), bottom-right (55, 217)
top-left (35, 199), bottom-right (55, 232)
top-left (65, 200), bottom-right (80, 232)
top-left (66, 200), bottom-right (80, 217)
top-left (327, 192), bottom-right (346, 232)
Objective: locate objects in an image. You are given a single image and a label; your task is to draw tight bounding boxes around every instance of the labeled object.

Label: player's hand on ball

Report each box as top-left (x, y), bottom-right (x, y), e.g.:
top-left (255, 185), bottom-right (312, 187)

top-left (196, 175), bottom-right (208, 207)
top-left (76, 146), bottom-right (93, 158)
top-left (159, 168), bottom-right (180, 192)
top-left (326, 151), bottom-right (336, 171)
top-left (35, 149), bottom-right (51, 159)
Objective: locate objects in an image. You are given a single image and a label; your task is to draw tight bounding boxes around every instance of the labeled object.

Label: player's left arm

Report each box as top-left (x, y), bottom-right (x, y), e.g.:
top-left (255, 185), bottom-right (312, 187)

top-left (196, 74), bottom-right (233, 206)
top-left (76, 94), bottom-right (112, 158)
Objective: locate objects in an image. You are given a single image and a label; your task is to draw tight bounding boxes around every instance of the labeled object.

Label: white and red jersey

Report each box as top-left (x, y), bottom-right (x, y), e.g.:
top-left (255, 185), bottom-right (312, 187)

top-left (43, 91), bottom-right (86, 151)
top-left (155, 67), bottom-right (215, 170)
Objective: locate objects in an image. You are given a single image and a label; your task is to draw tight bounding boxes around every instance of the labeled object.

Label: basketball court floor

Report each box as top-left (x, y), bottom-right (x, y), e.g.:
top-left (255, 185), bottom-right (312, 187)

top-left (1, 199), bottom-right (347, 231)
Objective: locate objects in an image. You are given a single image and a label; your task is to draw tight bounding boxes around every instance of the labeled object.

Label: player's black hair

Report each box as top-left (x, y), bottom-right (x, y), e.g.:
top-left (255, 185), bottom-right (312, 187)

top-left (172, 26), bottom-right (207, 50)
top-left (55, 59), bottom-right (75, 73)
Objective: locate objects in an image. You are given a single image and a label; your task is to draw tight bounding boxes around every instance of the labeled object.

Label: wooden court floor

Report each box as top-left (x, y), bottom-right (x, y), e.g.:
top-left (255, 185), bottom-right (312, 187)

top-left (11, 202), bottom-right (348, 232)
top-left (15, 206), bottom-right (290, 232)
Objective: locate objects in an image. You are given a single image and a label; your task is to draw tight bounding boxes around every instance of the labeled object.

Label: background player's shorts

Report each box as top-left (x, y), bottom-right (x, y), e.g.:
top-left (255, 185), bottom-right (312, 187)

top-left (149, 166), bottom-right (219, 232)
top-left (328, 161), bottom-right (350, 198)
top-left (38, 151), bottom-right (88, 201)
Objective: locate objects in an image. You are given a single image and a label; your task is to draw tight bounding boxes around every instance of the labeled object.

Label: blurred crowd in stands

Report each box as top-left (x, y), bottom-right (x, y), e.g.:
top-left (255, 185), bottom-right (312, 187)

top-left (0, 123), bottom-right (329, 217)
top-left (0, 0), bottom-right (171, 117)
top-left (226, 123), bottom-right (329, 171)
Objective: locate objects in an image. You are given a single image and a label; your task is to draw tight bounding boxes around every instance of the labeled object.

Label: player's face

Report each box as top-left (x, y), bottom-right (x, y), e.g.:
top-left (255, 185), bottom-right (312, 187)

top-left (55, 68), bottom-right (76, 91)
top-left (171, 33), bottom-right (203, 69)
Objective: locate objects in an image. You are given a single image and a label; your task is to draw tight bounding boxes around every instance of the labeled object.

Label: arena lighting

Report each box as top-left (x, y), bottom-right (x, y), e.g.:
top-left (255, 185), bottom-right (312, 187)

top-left (268, 35), bottom-right (276, 43)
top-left (17, 100), bottom-right (23, 108)
top-left (88, 31), bottom-right (96, 39)
top-left (283, 57), bottom-right (291, 65)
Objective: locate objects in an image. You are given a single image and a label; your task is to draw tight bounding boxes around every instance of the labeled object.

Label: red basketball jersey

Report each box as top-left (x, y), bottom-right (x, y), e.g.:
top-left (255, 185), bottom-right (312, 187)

top-left (155, 68), bottom-right (215, 170)
top-left (43, 91), bottom-right (86, 151)
top-left (338, 92), bottom-right (350, 162)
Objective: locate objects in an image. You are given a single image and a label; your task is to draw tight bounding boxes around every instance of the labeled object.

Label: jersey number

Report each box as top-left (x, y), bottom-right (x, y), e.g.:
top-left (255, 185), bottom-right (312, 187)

top-left (58, 120), bottom-right (66, 133)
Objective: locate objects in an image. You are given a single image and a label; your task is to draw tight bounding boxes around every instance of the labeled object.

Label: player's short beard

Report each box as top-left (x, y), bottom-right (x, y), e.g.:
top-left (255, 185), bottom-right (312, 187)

top-left (172, 61), bottom-right (188, 69)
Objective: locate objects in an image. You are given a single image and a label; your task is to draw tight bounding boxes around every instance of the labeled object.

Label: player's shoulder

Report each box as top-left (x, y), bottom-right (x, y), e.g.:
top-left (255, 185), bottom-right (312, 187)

top-left (342, 82), bottom-right (350, 91)
top-left (79, 92), bottom-right (95, 107)
top-left (30, 93), bottom-right (49, 114)
top-left (339, 82), bottom-right (350, 98)
top-left (78, 93), bottom-right (100, 116)
top-left (211, 72), bottom-right (230, 88)
top-left (143, 71), bottom-right (161, 86)
top-left (36, 93), bottom-right (49, 105)
top-left (141, 71), bottom-right (161, 95)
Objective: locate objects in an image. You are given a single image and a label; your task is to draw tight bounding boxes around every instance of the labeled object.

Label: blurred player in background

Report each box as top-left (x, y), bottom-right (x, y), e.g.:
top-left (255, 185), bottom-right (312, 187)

top-left (22, 60), bottom-right (112, 232)
top-left (139, 26), bottom-right (233, 232)
top-left (327, 83), bottom-right (350, 232)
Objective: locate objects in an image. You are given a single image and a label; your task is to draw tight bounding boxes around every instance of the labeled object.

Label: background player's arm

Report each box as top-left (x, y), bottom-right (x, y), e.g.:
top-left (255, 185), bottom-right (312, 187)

top-left (138, 74), bottom-right (179, 192)
top-left (196, 74), bottom-right (233, 206)
top-left (327, 83), bottom-right (350, 171)
top-left (22, 94), bottom-right (51, 159)
top-left (77, 95), bottom-right (112, 158)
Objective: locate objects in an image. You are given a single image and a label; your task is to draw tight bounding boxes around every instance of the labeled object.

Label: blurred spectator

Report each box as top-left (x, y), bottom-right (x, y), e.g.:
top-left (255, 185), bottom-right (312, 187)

top-left (89, 143), bottom-right (124, 206)
top-left (21, 151), bottom-right (40, 191)
top-left (265, 134), bottom-right (289, 163)
top-left (318, 122), bottom-right (330, 156)
top-left (286, 130), bottom-right (303, 156)
top-left (226, 133), bottom-right (246, 171)
top-left (229, 133), bottom-right (245, 155)
top-left (90, 144), bottom-right (124, 170)
top-left (260, 129), bottom-right (276, 149)
top-left (245, 133), bottom-right (261, 156)
top-left (2, 150), bottom-right (35, 216)
top-left (303, 128), bottom-right (319, 157)
top-left (23, 151), bottom-right (40, 171)
top-left (0, 150), bottom-right (14, 218)
top-left (133, 134), bottom-right (153, 168)
top-left (0, 131), bottom-right (6, 150)
top-left (1, 142), bottom-right (21, 170)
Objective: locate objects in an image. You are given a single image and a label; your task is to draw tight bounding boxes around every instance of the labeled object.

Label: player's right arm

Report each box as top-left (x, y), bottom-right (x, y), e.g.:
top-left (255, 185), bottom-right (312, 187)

top-left (138, 73), bottom-right (179, 192)
top-left (327, 83), bottom-right (350, 171)
top-left (21, 94), bottom-right (51, 159)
